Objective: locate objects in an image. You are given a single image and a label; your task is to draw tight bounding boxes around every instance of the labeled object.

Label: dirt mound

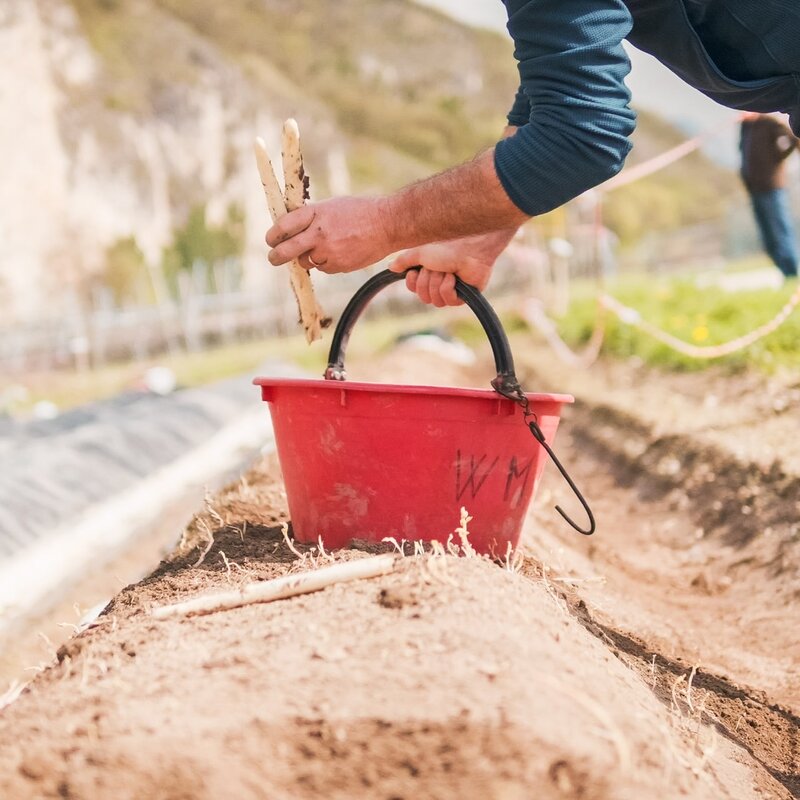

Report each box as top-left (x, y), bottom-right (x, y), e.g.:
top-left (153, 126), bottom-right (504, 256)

top-left (512, 343), bottom-right (800, 726)
top-left (2, 345), bottom-right (798, 798)
top-left (0, 460), bottom-right (785, 799)
top-left (528, 398), bottom-right (800, 713)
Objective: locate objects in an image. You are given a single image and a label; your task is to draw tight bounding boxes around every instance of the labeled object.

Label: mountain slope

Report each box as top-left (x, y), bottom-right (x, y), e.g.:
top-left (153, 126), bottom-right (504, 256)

top-left (0, 0), bottom-right (737, 322)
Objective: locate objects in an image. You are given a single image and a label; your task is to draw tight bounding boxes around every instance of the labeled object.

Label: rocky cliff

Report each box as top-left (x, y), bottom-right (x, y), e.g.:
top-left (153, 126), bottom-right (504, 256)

top-left (0, 0), bottom-right (515, 322)
top-left (0, 0), bottom-right (736, 324)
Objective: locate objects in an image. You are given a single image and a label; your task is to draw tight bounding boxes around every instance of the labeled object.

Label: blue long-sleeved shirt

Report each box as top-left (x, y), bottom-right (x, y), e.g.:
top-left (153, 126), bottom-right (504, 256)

top-left (496, 0), bottom-right (800, 216)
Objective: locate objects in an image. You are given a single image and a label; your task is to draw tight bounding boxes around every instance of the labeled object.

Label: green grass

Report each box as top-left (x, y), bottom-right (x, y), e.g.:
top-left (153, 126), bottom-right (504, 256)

top-left (11, 262), bottom-right (794, 417)
top-left (556, 267), bottom-right (800, 372)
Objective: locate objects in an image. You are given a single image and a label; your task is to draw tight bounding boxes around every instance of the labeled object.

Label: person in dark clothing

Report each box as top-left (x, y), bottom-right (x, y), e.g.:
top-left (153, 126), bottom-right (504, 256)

top-left (267, 1), bottom-right (800, 306)
top-left (740, 113), bottom-right (799, 278)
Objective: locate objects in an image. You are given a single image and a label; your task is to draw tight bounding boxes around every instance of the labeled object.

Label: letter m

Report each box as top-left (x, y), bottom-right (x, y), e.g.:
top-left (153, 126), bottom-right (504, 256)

top-left (504, 456), bottom-right (533, 509)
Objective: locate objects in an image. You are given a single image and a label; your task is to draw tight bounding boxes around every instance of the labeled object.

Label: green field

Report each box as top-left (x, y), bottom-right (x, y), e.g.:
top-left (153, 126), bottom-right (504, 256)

top-left (556, 266), bottom-right (799, 373)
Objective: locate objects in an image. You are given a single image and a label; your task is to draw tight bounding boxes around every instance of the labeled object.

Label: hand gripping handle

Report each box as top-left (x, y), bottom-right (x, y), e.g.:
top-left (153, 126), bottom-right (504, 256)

top-left (323, 268), bottom-right (596, 536)
top-left (324, 268), bottom-right (524, 400)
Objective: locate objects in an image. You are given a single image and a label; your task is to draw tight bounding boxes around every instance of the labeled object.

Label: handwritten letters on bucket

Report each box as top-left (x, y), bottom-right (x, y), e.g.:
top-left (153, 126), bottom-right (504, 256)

top-left (455, 450), bottom-right (533, 509)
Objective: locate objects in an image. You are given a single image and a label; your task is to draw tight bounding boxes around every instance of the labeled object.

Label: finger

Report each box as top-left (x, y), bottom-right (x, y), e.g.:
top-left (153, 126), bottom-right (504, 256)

top-left (297, 253), bottom-right (320, 271)
top-left (428, 272), bottom-right (447, 308)
top-left (414, 248), bottom-right (455, 274)
top-left (405, 270), bottom-right (419, 293)
top-left (415, 269), bottom-right (432, 305)
top-left (440, 273), bottom-right (461, 307)
top-left (266, 206), bottom-right (315, 247)
top-left (268, 229), bottom-right (317, 266)
top-left (302, 256), bottom-right (337, 275)
top-left (299, 254), bottom-right (338, 273)
top-left (460, 257), bottom-right (491, 291)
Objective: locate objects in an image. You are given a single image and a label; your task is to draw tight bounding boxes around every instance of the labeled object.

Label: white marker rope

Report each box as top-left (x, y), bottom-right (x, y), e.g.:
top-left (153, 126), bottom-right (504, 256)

top-left (521, 114), bottom-right (796, 366)
top-left (599, 283), bottom-right (800, 359)
top-left (522, 297), bottom-right (606, 369)
top-left (601, 115), bottom-right (740, 193)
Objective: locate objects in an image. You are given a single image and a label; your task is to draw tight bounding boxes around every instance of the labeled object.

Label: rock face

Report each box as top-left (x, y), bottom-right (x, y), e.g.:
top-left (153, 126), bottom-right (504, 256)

top-left (0, 0), bottom-right (284, 321)
top-left (0, 1), bottom-right (735, 325)
top-left (0, 0), bottom-right (517, 324)
top-left (0, 1), bottom-right (72, 319)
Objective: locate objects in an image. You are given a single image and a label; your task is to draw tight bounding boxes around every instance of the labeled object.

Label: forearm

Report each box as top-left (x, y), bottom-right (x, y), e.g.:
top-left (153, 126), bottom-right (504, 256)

top-left (379, 147), bottom-right (528, 253)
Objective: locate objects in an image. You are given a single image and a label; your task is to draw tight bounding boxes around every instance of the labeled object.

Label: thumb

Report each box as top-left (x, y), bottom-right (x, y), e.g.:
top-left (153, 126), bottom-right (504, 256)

top-left (388, 248), bottom-right (420, 272)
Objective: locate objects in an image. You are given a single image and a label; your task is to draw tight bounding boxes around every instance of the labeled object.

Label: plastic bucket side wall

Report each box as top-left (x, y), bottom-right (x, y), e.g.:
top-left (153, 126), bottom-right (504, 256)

top-left (262, 385), bottom-right (566, 556)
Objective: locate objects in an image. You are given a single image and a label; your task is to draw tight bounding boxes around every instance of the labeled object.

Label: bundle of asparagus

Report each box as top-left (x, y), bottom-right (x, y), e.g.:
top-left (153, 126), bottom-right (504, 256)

top-left (254, 120), bottom-right (330, 343)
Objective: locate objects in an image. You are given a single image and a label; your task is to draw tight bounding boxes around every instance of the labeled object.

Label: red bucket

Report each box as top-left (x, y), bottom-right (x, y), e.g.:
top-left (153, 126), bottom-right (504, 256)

top-left (256, 270), bottom-right (589, 556)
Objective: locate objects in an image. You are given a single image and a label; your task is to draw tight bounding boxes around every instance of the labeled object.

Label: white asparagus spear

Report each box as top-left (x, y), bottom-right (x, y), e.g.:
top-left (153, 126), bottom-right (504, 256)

top-left (281, 118), bottom-right (309, 212)
top-left (254, 134), bottom-right (329, 343)
top-left (151, 554), bottom-right (397, 619)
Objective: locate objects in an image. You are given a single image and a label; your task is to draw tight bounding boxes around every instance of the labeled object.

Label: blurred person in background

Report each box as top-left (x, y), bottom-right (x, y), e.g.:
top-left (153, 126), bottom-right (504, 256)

top-left (740, 112), bottom-right (799, 279)
top-left (267, 0), bottom-right (800, 305)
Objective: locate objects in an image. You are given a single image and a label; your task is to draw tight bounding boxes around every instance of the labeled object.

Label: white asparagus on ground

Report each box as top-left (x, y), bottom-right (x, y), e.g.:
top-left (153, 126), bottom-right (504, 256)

top-left (151, 554), bottom-right (397, 619)
top-left (254, 129), bottom-right (329, 344)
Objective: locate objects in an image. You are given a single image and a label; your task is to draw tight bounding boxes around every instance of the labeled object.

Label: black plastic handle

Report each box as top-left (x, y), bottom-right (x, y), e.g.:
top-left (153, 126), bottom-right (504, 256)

top-left (323, 267), bottom-right (596, 536)
top-left (324, 268), bottom-right (523, 400)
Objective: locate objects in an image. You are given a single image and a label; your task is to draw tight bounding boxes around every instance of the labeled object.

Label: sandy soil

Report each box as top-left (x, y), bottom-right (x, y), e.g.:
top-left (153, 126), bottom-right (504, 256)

top-left (514, 343), bottom-right (800, 714)
top-left (0, 345), bottom-right (797, 798)
top-left (517, 341), bottom-right (800, 474)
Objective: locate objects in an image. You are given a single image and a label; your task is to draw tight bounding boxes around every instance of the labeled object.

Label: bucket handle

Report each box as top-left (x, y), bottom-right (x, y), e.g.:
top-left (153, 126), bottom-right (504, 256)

top-left (324, 268), bottom-right (595, 536)
top-left (324, 268), bottom-right (519, 397)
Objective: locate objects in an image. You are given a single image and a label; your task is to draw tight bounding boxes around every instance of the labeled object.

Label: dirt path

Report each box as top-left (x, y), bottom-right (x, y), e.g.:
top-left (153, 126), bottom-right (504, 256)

top-left (0, 345), bottom-right (797, 798)
top-left (512, 343), bottom-right (800, 797)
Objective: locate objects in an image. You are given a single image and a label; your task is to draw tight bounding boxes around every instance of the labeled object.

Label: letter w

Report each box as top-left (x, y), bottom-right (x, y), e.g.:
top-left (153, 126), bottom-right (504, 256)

top-left (455, 450), bottom-right (498, 501)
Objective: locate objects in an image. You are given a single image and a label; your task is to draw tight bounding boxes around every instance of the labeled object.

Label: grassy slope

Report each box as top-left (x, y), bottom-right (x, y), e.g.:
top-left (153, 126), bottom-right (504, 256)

top-left (70, 0), bottom-right (735, 202)
top-left (68, 0), bottom-right (516, 196)
top-left (148, 0), bottom-right (517, 197)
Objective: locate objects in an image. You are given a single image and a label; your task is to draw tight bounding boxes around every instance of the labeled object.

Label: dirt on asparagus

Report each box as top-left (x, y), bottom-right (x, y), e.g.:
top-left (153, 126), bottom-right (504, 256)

top-left (0, 343), bottom-right (798, 799)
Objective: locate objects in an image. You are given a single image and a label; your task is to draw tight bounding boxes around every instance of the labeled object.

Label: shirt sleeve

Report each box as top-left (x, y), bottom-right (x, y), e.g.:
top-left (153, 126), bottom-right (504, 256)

top-left (507, 85), bottom-right (531, 127)
top-left (495, 0), bottom-right (637, 216)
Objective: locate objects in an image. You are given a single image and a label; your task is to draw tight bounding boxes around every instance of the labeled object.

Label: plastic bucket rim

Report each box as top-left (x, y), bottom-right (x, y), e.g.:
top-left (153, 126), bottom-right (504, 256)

top-left (253, 376), bottom-right (574, 405)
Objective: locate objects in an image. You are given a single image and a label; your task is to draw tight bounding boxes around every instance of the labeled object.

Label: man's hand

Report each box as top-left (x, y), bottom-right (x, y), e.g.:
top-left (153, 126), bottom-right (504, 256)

top-left (388, 229), bottom-right (517, 307)
top-left (266, 196), bottom-right (393, 274)
top-left (266, 146), bottom-right (527, 277)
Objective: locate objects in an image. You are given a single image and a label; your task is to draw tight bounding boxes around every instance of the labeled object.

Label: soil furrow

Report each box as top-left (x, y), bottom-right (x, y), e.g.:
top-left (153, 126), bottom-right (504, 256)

top-left (589, 620), bottom-right (800, 799)
top-left (1, 348), bottom-right (796, 797)
top-left (517, 364), bottom-right (800, 795)
top-left (569, 401), bottom-right (800, 559)
top-left (542, 576), bottom-right (800, 799)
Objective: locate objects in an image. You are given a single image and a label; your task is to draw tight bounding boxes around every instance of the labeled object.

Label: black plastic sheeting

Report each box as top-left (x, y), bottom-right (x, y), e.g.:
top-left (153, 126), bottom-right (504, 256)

top-left (0, 362), bottom-right (304, 560)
